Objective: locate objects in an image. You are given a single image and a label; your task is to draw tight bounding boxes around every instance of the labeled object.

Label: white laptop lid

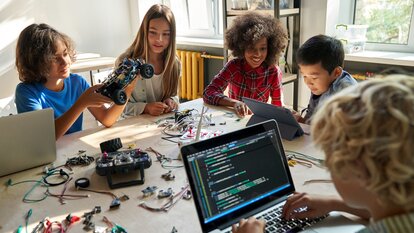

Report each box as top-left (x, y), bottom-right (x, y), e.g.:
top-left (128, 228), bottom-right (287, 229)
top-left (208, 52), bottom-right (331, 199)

top-left (0, 108), bottom-right (56, 177)
top-left (181, 120), bottom-right (295, 232)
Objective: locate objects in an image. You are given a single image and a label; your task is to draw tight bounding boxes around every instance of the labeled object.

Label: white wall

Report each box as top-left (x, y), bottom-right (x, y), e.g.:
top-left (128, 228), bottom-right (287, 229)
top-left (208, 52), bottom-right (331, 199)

top-left (0, 0), bottom-right (135, 116)
top-left (283, 0), bottom-right (337, 109)
top-left (0, 0), bottom-right (337, 114)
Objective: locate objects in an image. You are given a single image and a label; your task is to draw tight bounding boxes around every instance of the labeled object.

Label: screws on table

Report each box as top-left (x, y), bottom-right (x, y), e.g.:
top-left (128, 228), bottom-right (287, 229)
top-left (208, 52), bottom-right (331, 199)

top-left (161, 170), bottom-right (175, 181)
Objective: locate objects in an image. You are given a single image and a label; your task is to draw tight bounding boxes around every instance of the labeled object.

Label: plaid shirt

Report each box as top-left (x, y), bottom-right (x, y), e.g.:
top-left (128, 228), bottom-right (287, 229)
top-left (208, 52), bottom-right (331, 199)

top-left (203, 58), bottom-right (283, 106)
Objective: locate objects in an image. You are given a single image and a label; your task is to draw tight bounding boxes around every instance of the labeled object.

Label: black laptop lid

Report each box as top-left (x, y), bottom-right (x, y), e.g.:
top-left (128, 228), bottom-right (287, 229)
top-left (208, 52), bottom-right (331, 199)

top-left (181, 120), bottom-right (295, 232)
top-left (242, 97), bottom-right (304, 140)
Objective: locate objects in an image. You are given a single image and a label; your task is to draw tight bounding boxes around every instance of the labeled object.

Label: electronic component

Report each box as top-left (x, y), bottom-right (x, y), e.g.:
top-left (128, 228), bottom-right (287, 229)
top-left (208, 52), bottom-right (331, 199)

top-left (96, 148), bottom-right (152, 189)
top-left (75, 178), bottom-right (90, 188)
top-left (110, 198), bottom-right (121, 209)
top-left (142, 186), bottom-right (158, 197)
top-left (174, 109), bottom-right (193, 123)
top-left (161, 170), bottom-right (175, 181)
top-left (157, 188), bottom-right (173, 199)
top-left (100, 138), bottom-right (123, 153)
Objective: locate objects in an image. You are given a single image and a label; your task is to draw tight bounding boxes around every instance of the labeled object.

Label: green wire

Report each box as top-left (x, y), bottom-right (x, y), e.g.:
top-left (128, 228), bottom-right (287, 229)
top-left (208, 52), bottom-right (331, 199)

top-left (25, 209), bottom-right (32, 233)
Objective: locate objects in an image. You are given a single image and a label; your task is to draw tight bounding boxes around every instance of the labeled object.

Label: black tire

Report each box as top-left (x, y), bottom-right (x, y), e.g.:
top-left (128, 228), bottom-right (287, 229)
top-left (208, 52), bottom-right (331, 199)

top-left (113, 89), bottom-right (127, 105)
top-left (100, 138), bottom-right (123, 153)
top-left (140, 64), bottom-right (154, 79)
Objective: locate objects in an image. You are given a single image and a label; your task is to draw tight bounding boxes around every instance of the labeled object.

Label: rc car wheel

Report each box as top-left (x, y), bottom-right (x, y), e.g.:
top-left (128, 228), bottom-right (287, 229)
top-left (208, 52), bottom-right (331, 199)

top-left (140, 64), bottom-right (154, 79)
top-left (100, 138), bottom-right (123, 153)
top-left (114, 89), bottom-right (127, 105)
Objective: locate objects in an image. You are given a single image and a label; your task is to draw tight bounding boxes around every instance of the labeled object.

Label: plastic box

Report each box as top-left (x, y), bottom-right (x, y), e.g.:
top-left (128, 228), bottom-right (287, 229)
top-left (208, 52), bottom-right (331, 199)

top-left (341, 39), bottom-right (366, 54)
top-left (335, 24), bottom-right (368, 40)
top-left (335, 24), bottom-right (368, 54)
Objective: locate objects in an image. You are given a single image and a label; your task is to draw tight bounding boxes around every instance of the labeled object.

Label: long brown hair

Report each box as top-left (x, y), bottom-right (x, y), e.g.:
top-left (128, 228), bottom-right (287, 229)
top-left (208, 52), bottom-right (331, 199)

top-left (117, 4), bottom-right (180, 100)
top-left (15, 23), bottom-right (76, 84)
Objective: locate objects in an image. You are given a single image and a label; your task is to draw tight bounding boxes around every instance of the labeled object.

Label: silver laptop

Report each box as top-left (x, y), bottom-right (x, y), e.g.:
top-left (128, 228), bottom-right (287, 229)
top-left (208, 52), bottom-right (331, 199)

top-left (0, 108), bottom-right (56, 177)
top-left (243, 97), bottom-right (304, 141)
top-left (181, 120), bottom-right (364, 233)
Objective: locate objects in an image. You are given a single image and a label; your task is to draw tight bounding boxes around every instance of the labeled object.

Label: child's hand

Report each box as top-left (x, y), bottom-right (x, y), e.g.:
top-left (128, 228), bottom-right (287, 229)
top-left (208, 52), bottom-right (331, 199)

top-left (231, 217), bottom-right (265, 233)
top-left (233, 101), bottom-right (250, 117)
top-left (291, 109), bottom-right (305, 123)
top-left (79, 85), bottom-right (113, 108)
top-left (163, 98), bottom-right (178, 113)
top-left (282, 192), bottom-right (334, 220)
top-left (144, 102), bottom-right (169, 116)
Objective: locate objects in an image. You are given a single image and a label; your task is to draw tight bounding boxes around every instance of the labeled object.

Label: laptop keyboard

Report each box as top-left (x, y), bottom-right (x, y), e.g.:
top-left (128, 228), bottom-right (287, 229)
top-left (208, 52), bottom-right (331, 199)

top-left (224, 206), bottom-right (327, 233)
top-left (259, 206), bottom-right (328, 233)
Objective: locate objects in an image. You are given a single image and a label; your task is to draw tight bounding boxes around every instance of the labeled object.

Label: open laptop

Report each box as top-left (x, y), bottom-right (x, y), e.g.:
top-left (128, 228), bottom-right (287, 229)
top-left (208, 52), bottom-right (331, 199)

top-left (242, 97), bottom-right (304, 141)
top-left (181, 120), bottom-right (364, 233)
top-left (0, 108), bottom-right (56, 177)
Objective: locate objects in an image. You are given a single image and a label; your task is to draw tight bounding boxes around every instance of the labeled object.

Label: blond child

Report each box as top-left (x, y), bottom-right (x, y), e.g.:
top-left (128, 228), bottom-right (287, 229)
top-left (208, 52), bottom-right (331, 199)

top-left (233, 75), bottom-right (414, 233)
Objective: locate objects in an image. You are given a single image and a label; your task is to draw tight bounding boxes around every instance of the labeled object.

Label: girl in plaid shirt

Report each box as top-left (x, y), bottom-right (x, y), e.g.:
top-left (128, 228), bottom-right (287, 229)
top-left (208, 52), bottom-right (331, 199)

top-left (203, 12), bottom-right (288, 117)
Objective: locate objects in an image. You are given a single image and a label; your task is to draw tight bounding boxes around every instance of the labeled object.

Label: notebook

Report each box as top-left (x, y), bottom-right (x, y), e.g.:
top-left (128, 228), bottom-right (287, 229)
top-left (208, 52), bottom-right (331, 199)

top-left (0, 108), bottom-right (56, 177)
top-left (181, 120), bottom-right (364, 233)
top-left (242, 97), bottom-right (304, 141)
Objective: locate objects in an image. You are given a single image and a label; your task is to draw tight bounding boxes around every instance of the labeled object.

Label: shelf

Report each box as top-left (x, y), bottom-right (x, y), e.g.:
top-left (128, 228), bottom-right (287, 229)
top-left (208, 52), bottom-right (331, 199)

top-left (345, 51), bottom-right (414, 67)
top-left (227, 8), bottom-right (299, 17)
top-left (282, 73), bottom-right (297, 84)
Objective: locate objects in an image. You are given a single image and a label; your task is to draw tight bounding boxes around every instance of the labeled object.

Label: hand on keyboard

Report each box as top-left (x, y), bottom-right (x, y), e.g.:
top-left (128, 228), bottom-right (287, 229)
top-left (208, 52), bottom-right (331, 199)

top-left (231, 217), bottom-right (265, 233)
top-left (282, 192), bottom-right (335, 220)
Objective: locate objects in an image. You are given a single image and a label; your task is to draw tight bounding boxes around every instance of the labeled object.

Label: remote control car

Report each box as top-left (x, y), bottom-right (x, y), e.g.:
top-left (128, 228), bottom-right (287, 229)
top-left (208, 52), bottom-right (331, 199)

top-left (96, 58), bottom-right (154, 105)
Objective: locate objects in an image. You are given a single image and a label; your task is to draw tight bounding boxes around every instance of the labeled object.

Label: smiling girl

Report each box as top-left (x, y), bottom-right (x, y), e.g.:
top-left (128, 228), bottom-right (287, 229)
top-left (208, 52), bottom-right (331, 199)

top-left (203, 12), bottom-right (288, 116)
top-left (117, 4), bottom-right (180, 116)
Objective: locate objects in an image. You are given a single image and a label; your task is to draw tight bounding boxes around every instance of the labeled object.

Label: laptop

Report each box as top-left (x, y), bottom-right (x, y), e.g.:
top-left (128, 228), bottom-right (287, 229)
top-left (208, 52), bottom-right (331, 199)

top-left (242, 97), bottom-right (304, 141)
top-left (181, 120), bottom-right (364, 233)
top-left (0, 108), bottom-right (56, 177)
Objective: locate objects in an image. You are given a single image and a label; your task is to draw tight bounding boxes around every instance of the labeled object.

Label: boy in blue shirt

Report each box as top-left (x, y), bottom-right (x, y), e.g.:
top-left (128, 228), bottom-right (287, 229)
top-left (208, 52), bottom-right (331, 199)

top-left (295, 34), bottom-right (357, 123)
top-left (15, 24), bottom-right (135, 140)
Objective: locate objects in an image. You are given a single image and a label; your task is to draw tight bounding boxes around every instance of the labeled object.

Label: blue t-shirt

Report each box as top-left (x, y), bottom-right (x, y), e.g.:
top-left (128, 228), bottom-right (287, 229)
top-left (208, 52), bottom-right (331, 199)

top-left (15, 73), bottom-right (90, 134)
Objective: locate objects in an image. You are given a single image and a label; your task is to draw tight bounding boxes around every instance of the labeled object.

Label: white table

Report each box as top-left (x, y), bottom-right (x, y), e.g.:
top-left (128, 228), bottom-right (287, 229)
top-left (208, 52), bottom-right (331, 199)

top-left (71, 57), bottom-right (116, 85)
top-left (0, 99), bottom-right (335, 233)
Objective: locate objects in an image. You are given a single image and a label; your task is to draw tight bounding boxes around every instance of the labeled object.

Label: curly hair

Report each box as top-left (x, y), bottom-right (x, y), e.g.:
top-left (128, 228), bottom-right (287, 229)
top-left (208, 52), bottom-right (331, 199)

top-left (225, 12), bottom-right (287, 66)
top-left (311, 75), bottom-right (414, 211)
top-left (15, 23), bottom-right (76, 84)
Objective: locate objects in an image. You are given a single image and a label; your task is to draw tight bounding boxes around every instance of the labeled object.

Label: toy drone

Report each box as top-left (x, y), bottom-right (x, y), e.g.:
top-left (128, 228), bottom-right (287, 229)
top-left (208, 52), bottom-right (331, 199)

top-left (97, 58), bottom-right (154, 105)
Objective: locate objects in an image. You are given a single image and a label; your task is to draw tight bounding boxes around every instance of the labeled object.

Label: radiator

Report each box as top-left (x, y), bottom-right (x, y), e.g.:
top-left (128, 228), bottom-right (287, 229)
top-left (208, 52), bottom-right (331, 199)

top-left (177, 50), bottom-right (204, 100)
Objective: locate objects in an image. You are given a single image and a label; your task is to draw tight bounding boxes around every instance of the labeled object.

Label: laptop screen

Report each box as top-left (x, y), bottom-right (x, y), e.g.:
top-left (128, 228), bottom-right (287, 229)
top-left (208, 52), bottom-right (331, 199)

top-left (181, 120), bottom-right (295, 232)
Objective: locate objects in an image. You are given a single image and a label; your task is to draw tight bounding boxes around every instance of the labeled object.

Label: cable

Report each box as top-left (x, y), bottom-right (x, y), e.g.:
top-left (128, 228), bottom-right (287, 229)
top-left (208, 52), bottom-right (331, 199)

top-left (43, 169), bottom-right (70, 186)
top-left (285, 150), bottom-right (325, 167)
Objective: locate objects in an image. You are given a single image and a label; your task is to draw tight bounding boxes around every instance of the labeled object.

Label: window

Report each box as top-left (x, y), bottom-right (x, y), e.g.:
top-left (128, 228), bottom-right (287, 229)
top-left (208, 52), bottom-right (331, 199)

top-left (353, 0), bottom-right (414, 52)
top-left (137, 0), bottom-right (222, 39)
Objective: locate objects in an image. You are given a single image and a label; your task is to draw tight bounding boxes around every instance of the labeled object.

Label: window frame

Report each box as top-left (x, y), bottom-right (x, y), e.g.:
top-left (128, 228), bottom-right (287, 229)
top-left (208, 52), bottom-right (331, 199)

top-left (137, 0), bottom-right (222, 40)
top-left (352, 0), bottom-right (414, 53)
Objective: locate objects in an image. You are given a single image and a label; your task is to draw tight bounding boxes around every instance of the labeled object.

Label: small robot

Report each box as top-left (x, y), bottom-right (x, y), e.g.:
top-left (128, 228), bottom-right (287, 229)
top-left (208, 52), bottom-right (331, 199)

top-left (97, 58), bottom-right (154, 105)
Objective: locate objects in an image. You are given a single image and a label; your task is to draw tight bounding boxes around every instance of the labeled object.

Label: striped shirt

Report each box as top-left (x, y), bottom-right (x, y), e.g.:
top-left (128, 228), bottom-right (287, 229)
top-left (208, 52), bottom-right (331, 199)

top-left (357, 212), bottom-right (414, 233)
top-left (203, 58), bottom-right (283, 106)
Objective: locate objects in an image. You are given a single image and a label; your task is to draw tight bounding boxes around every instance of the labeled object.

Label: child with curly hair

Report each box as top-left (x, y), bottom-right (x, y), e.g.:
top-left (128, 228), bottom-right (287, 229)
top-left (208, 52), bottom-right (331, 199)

top-left (232, 74), bottom-right (414, 233)
top-left (203, 12), bottom-right (288, 116)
